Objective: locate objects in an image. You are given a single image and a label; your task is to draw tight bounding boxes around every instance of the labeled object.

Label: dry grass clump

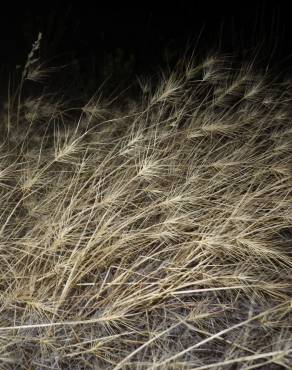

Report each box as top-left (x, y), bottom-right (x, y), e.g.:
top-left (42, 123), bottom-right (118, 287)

top-left (0, 52), bottom-right (291, 369)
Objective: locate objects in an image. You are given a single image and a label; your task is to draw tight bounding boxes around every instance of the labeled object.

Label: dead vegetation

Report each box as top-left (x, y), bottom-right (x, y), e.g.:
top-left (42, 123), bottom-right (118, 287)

top-left (0, 47), bottom-right (291, 369)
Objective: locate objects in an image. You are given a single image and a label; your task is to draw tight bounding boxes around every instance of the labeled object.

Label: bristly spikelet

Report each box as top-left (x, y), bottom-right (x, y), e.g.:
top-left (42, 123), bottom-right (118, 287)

top-left (0, 52), bottom-right (291, 369)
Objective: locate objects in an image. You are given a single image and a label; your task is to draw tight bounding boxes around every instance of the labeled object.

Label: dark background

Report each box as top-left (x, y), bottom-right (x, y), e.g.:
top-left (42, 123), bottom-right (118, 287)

top-left (1, 1), bottom-right (292, 92)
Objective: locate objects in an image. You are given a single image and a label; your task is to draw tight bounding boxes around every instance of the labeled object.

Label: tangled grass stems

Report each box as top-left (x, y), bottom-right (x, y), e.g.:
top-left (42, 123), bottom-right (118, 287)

top-left (0, 50), bottom-right (291, 369)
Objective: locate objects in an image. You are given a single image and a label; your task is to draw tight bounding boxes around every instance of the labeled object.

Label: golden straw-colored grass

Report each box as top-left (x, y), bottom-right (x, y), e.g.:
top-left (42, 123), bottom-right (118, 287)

top-left (0, 49), bottom-right (291, 368)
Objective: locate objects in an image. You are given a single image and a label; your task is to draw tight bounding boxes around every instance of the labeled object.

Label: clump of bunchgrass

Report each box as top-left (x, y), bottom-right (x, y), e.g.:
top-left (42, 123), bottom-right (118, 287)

top-left (0, 47), bottom-right (291, 369)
